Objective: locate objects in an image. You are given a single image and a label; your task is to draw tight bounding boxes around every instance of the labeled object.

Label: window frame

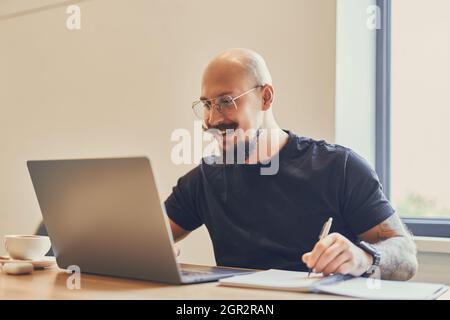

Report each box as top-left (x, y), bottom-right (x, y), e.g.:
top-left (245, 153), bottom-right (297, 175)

top-left (376, 0), bottom-right (450, 238)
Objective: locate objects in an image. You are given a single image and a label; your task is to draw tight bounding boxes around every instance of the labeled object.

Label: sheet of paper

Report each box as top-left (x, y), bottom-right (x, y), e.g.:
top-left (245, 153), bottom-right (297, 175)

top-left (315, 277), bottom-right (448, 300)
top-left (220, 269), bottom-right (448, 300)
top-left (219, 269), bottom-right (323, 291)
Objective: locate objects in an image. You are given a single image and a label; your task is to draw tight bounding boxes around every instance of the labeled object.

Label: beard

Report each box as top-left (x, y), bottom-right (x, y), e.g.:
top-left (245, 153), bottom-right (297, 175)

top-left (203, 122), bottom-right (261, 165)
top-left (220, 128), bottom-right (261, 164)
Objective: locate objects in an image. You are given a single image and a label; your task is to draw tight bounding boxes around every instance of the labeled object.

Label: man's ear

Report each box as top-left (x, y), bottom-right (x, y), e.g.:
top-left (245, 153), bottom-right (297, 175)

top-left (262, 85), bottom-right (274, 111)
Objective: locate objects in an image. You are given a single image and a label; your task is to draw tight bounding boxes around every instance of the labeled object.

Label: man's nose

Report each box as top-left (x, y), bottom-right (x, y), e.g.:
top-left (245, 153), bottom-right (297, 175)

top-left (207, 105), bottom-right (225, 127)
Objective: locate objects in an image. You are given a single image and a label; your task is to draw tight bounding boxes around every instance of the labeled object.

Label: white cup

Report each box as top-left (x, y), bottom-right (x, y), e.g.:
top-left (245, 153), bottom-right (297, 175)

top-left (4, 235), bottom-right (51, 260)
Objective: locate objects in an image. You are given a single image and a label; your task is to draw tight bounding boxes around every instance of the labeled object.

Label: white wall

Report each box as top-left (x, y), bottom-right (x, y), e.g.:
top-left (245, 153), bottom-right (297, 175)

top-left (0, 0), bottom-right (337, 264)
top-left (335, 0), bottom-right (376, 166)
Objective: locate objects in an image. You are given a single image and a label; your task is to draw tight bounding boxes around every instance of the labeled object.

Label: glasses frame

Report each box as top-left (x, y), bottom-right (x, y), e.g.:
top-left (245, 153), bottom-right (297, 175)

top-left (191, 85), bottom-right (264, 120)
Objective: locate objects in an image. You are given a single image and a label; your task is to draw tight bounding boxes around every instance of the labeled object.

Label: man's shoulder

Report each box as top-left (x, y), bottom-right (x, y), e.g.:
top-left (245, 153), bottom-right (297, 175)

top-left (289, 131), bottom-right (353, 160)
top-left (174, 164), bottom-right (203, 187)
top-left (290, 133), bottom-right (374, 176)
top-left (175, 159), bottom-right (220, 184)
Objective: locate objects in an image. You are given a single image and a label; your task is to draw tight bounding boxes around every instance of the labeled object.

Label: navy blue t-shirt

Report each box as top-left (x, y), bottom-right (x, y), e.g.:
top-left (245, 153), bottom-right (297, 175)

top-left (164, 131), bottom-right (394, 271)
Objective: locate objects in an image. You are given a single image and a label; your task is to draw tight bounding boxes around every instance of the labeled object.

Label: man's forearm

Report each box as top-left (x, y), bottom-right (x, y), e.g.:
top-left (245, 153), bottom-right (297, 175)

top-left (372, 236), bottom-right (418, 281)
top-left (303, 214), bottom-right (419, 279)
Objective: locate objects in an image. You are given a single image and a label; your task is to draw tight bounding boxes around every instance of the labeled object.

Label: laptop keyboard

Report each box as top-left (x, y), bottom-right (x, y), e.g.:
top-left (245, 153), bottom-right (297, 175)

top-left (180, 267), bottom-right (252, 281)
top-left (180, 265), bottom-right (254, 283)
top-left (181, 270), bottom-right (214, 277)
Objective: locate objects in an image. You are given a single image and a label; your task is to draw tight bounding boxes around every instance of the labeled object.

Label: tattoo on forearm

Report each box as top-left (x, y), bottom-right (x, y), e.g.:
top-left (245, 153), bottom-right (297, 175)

top-left (376, 215), bottom-right (404, 240)
top-left (371, 215), bottom-right (418, 281)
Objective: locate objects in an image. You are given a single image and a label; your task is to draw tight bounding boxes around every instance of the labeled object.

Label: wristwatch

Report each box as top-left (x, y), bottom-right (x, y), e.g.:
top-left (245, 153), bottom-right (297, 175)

top-left (358, 241), bottom-right (381, 276)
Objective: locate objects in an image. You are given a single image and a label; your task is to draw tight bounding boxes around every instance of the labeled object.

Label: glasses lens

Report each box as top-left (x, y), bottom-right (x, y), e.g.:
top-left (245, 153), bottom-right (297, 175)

top-left (217, 96), bottom-right (234, 109)
top-left (193, 101), bottom-right (209, 120)
top-left (192, 96), bottom-right (236, 120)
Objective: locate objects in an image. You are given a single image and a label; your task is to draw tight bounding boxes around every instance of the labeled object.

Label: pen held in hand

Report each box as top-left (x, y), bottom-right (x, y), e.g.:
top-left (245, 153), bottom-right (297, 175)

top-left (308, 217), bottom-right (333, 277)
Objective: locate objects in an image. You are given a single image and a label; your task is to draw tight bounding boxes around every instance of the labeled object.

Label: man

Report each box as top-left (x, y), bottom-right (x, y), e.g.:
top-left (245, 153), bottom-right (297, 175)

top-left (165, 48), bottom-right (418, 280)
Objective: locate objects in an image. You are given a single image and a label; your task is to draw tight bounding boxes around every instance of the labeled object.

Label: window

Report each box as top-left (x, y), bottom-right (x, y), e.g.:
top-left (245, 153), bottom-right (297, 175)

top-left (377, 0), bottom-right (450, 236)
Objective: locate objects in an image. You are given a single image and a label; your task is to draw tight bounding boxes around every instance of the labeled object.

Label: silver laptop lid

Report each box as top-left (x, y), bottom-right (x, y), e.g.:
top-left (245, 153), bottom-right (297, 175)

top-left (27, 157), bottom-right (182, 284)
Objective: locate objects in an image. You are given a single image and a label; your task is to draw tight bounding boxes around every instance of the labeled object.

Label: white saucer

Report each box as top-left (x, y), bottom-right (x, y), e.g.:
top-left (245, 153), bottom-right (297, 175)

top-left (0, 255), bottom-right (56, 269)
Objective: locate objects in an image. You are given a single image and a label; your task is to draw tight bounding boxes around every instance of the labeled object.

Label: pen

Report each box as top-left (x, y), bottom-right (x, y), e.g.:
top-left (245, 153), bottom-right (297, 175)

top-left (308, 217), bottom-right (333, 277)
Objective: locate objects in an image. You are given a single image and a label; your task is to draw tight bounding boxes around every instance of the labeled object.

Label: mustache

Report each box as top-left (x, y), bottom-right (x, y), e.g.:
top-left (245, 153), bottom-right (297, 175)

top-left (202, 122), bottom-right (239, 132)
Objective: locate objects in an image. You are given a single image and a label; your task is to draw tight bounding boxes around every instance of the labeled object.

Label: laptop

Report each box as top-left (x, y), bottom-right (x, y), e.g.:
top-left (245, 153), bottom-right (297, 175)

top-left (27, 157), bottom-right (254, 284)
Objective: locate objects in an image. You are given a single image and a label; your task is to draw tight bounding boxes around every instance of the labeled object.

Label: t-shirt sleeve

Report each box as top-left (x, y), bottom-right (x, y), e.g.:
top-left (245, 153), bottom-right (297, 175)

top-left (164, 167), bottom-right (204, 232)
top-left (340, 150), bottom-right (395, 235)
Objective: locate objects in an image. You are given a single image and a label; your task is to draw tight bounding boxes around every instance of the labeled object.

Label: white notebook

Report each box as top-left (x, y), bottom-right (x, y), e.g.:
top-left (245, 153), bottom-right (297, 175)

top-left (219, 269), bottom-right (448, 300)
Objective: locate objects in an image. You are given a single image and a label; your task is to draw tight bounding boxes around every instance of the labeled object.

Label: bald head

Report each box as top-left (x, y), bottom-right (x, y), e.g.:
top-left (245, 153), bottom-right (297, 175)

top-left (196, 48), bottom-right (286, 164)
top-left (202, 48), bottom-right (273, 91)
top-left (199, 48), bottom-right (279, 153)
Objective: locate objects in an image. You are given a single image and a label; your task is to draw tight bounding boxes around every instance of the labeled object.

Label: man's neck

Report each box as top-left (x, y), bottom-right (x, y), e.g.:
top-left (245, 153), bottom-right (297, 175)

top-left (246, 127), bottom-right (289, 164)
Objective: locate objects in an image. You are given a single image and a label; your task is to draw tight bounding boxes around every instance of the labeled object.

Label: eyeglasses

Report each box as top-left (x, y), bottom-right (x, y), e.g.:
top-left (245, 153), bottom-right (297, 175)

top-left (192, 85), bottom-right (263, 121)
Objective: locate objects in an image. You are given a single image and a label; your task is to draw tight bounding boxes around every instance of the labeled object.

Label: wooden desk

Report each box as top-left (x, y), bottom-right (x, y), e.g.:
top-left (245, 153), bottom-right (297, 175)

top-left (0, 266), bottom-right (340, 300)
top-left (1, 266), bottom-right (449, 300)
